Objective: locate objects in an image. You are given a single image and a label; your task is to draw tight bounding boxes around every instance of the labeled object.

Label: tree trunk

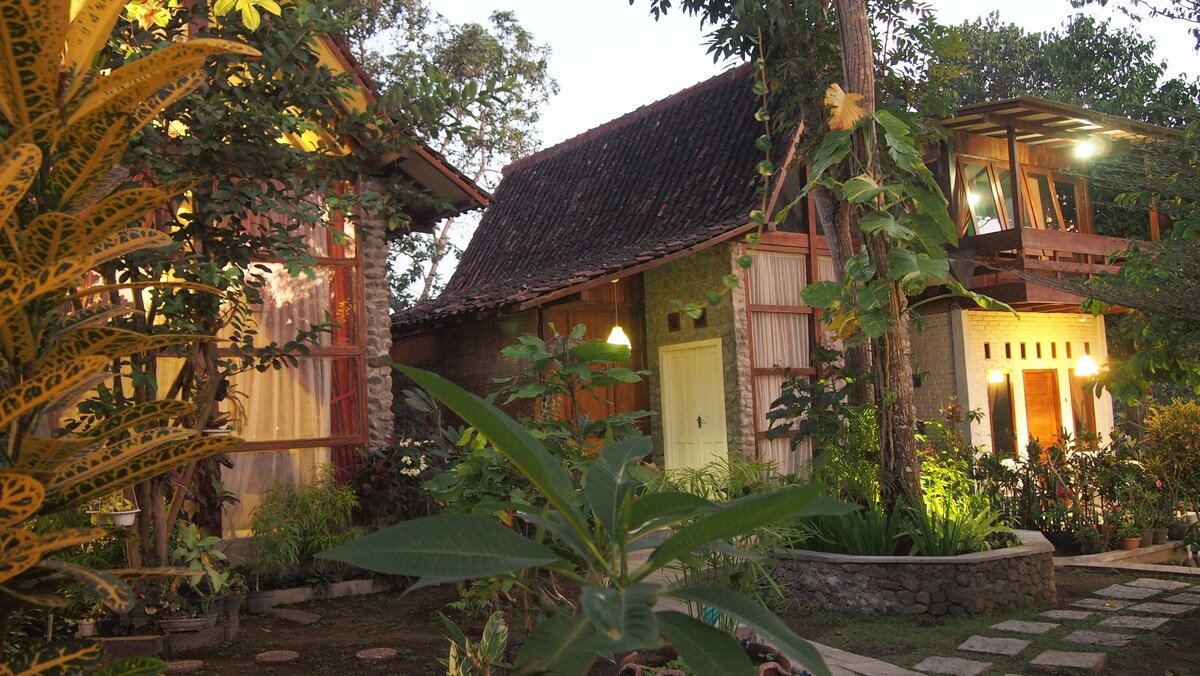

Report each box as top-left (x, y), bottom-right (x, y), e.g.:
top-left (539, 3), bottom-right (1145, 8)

top-left (832, 0), bottom-right (922, 507)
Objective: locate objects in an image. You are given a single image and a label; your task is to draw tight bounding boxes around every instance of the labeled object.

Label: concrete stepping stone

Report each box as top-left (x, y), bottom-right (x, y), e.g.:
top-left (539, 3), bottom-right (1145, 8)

top-left (1099, 615), bottom-right (1171, 630)
top-left (991, 620), bottom-right (1059, 635)
top-left (355, 647), bottom-right (397, 661)
top-left (255, 650), bottom-right (300, 664)
top-left (957, 635), bottom-right (1030, 657)
top-left (914, 656), bottom-right (991, 676)
top-left (165, 661), bottom-right (204, 674)
top-left (1126, 601), bottom-right (1197, 616)
top-left (1071, 598), bottom-right (1132, 612)
top-left (1093, 584), bottom-right (1162, 600)
top-left (1125, 578), bottom-right (1191, 591)
top-left (1162, 592), bottom-right (1200, 605)
top-left (1062, 629), bottom-right (1135, 647)
top-left (1040, 610), bottom-right (1094, 621)
top-left (1030, 650), bottom-right (1106, 673)
top-left (271, 607), bottom-right (321, 625)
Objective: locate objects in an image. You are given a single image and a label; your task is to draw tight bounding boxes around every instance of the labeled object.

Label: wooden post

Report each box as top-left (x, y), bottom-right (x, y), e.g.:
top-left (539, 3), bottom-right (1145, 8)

top-left (1006, 126), bottom-right (1024, 230)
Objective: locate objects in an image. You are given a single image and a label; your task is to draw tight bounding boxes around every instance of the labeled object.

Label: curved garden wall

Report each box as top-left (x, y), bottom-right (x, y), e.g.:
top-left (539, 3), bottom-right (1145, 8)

top-left (773, 530), bottom-right (1056, 616)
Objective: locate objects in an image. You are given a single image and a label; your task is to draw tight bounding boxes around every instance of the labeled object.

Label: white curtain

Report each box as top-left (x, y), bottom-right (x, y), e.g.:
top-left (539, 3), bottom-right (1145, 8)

top-left (221, 263), bottom-right (332, 538)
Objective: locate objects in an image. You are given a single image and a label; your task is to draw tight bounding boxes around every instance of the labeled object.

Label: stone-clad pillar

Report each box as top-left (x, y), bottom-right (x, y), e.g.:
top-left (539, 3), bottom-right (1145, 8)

top-left (358, 203), bottom-right (395, 450)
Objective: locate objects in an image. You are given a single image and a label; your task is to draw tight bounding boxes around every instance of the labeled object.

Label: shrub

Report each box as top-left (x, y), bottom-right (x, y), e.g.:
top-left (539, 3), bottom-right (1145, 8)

top-left (799, 499), bottom-right (906, 556)
top-left (907, 502), bottom-right (1007, 556)
top-left (249, 466), bottom-right (359, 586)
top-left (1144, 399), bottom-right (1200, 513)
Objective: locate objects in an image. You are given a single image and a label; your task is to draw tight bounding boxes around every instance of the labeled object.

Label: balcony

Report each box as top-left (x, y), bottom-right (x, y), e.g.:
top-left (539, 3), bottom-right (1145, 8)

top-left (951, 228), bottom-right (1135, 308)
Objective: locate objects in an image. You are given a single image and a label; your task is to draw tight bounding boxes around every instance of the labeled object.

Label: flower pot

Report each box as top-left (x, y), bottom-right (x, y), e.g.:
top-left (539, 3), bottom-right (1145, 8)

top-left (246, 591), bottom-right (274, 615)
top-left (1168, 522), bottom-right (1190, 540)
top-left (1120, 537), bottom-right (1142, 550)
top-left (1153, 527), bottom-right (1169, 545)
top-left (76, 619), bottom-right (97, 638)
top-left (159, 616), bottom-right (208, 633)
top-left (86, 509), bottom-right (140, 527)
top-left (224, 592), bottom-right (245, 616)
top-left (1140, 529), bottom-right (1155, 548)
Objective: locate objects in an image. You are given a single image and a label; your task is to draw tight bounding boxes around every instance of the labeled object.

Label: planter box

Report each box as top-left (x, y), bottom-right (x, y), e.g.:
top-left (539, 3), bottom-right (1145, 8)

top-left (245, 578), bottom-right (391, 614)
top-left (773, 530), bottom-right (1056, 616)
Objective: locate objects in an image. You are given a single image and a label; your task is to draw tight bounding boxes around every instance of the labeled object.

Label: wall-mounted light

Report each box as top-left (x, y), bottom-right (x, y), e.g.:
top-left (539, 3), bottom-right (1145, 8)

top-left (987, 370), bottom-right (1006, 384)
top-left (1075, 354), bottom-right (1100, 377)
top-left (1073, 139), bottom-right (1101, 160)
top-left (606, 279), bottom-right (632, 349)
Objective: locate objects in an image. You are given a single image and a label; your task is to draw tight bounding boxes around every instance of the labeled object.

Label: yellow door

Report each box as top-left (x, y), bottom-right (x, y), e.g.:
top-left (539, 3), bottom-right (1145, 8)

top-left (660, 340), bottom-right (727, 470)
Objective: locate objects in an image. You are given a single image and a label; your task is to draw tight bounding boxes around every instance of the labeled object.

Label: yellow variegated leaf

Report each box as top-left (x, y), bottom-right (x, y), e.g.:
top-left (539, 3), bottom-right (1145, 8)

top-left (0, 471), bottom-right (44, 527)
top-left (43, 435), bottom-right (240, 511)
top-left (81, 399), bottom-right (194, 438)
top-left (0, 357), bottom-right (110, 431)
top-left (35, 560), bottom-right (134, 613)
top-left (14, 436), bottom-right (100, 479)
top-left (0, 313), bottom-right (37, 365)
top-left (43, 109), bottom-right (133, 211)
top-left (0, 0), bottom-right (70, 126)
top-left (68, 163), bottom-right (129, 214)
top-left (77, 187), bottom-right (169, 244)
top-left (825, 83), bottom-right (867, 132)
top-left (85, 227), bottom-right (173, 266)
top-left (0, 662), bottom-right (10, 676)
top-left (4, 638), bottom-right (103, 675)
top-left (128, 70), bottom-right (208, 137)
top-left (70, 39), bottom-right (260, 123)
top-left (64, 279), bottom-right (225, 303)
top-left (50, 303), bottom-right (134, 336)
top-left (0, 143), bottom-right (40, 252)
top-left (0, 583), bottom-right (71, 608)
top-left (40, 327), bottom-right (200, 369)
top-left (0, 258), bottom-right (96, 327)
top-left (22, 212), bottom-right (87, 267)
top-left (63, 0), bottom-right (128, 96)
top-left (27, 527), bottom-right (110, 557)
top-left (50, 427), bottom-right (196, 490)
top-left (0, 527), bottom-right (40, 584)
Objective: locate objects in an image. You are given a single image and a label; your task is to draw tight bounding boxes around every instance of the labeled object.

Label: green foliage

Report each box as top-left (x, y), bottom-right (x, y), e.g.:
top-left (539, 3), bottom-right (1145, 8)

top-left (1143, 399), bottom-right (1200, 515)
top-left (347, 439), bottom-right (441, 529)
top-left (248, 467), bottom-right (359, 585)
top-left (321, 364), bottom-right (852, 676)
top-left (905, 502), bottom-right (1006, 556)
top-left (171, 521), bottom-right (229, 597)
top-left (799, 499), bottom-right (905, 557)
top-left (441, 611), bottom-right (511, 675)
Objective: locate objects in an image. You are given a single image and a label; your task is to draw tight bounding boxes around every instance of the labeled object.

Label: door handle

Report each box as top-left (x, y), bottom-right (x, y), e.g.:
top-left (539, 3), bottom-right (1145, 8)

top-left (697, 416), bottom-right (704, 428)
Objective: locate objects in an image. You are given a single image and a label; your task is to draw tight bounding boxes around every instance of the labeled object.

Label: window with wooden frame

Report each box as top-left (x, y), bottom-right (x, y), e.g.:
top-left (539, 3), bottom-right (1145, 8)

top-left (955, 158), bottom-right (1090, 236)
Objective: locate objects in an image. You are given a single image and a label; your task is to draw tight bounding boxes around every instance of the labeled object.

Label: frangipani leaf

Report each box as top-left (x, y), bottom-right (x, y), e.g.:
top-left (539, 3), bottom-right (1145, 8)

top-left (513, 614), bottom-right (597, 676)
top-left (320, 513), bottom-right (558, 582)
top-left (0, 471), bottom-right (45, 527)
top-left (584, 436), bottom-right (650, 538)
top-left (578, 583), bottom-right (660, 653)
top-left (656, 610), bottom-right (755, 675)
top-left (35, 560), bottom-right (134, 613)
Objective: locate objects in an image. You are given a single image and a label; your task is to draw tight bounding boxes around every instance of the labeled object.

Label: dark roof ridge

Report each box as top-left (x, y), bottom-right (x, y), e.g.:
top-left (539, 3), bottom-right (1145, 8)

top-left (502, 61), bottom-right (752, 176)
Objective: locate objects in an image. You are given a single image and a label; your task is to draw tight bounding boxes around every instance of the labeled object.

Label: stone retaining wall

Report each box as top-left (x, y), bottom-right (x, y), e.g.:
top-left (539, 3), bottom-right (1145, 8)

top-left (773, 530), bottom-right (1056, 616)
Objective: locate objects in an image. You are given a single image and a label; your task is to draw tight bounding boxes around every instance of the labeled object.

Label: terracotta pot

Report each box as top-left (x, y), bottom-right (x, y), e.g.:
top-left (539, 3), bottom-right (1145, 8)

top-left (1120, 537), bottom-right (1142, 550)
top-left (1153, 527), bottom-right (1169, 545)
top-left (1140, 529), bottom-right (1156, 547)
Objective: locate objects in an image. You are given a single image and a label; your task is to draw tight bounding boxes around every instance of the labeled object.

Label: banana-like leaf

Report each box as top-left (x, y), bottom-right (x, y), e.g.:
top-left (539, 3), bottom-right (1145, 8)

top-left (656, 610), bottom-right (755, 675)
top-left (319, 513), bottom-right (558, 582)
top-left (34, 559), bottom-right (134, 613)
top-left (513, 615), bottom-right (597, 676)
top-left (0, 471), bottom-right (45, 527)
top-left (49, 303), bottom-right (134, 335)
top-left (40, 326), bottom-right (200, 369)
top-left (668, 586), bottom-right (831, 676)
top-left (14, 436), bottom-right (100, 479)
top-left (43, 109), bottom-right (132, 211)
top-left (70, 39), bottom-right (260, 123)
top-left (0, 0), bottom-right (69, 127)
top-left (0, 527), bottom-right (40, 584)
top-left (91, 657), bottom-right (169, 676)
top-left (63, 0), bottom-right (128, 96)
top-left (577, 583), bottom-right (660, 654)
top-left (394, 364), bottom-right (587, 537)
top-left (0, 143), bottom-right (40, 246)
top-left (41, 434), bottom-right (239, 511)
top-left (0, 356), bottom-right (110, 431)
top-left (3, 638), bottom-right (103, 675)
top-left (49, 427), bottom-right (196, 490)
top-left (81, 399), bottom-right (194, 438)
top-left (584, 436), bottom-right (650, 538)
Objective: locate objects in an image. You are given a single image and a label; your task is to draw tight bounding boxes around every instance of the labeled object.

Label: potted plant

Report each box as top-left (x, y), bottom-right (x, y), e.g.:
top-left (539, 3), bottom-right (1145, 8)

top-left (224, 572), bottom-right (248, 617)
top-left (85, 492), bottom-right (140, 527)
top-left (171, 520), bottom-right (232, 628)
top-left (1115, 519), bottom-right (1142, 550)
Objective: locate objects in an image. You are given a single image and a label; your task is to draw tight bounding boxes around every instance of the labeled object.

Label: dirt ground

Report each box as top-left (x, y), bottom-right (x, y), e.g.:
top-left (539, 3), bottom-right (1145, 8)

top-left (183, 568), bottom-right (1200, 675)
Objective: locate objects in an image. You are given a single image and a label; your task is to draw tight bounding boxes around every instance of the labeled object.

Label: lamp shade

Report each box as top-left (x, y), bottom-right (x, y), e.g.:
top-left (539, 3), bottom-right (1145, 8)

top-left (1075, 354), bottom-right (1099, 377)
top-left (607, 325), bottom-right (631, 348)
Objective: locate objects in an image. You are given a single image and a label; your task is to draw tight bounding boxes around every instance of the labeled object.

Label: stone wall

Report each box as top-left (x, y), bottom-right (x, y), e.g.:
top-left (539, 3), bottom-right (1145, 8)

top-left (359, 212), bottom-right (394, 450)
top-left (773, 530), bottom-right (1056, 616)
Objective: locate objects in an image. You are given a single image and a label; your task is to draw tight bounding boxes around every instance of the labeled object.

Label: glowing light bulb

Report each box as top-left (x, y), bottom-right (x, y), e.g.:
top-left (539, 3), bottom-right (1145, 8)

top-left (607, 325), bottom-right (631, 348)
top-left (1075, 354), bottom-right (1100, 377)
top-left (1074, 139), bottom-right (1100, 159)
top-left (987, 370), bottom-right (1006, 384)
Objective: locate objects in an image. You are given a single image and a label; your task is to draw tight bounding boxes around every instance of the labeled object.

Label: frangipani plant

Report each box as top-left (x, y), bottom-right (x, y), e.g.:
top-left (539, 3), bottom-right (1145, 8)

top-left (321, 365), bottom-right (851, 676)
top-left (0, 0), bottom-right (256, 671)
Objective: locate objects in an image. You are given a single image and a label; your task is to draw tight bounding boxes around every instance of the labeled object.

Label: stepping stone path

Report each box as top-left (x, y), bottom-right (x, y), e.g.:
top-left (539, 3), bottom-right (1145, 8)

top-left (1071, 598), bottom-right (1132, 612)
top-left (1061, 630), bottom-right (1135, 648)
top-left (271, 608), bottom-right (321, 625)
top-left (992, 620), bottom-right (1060, 635)
top-left (1162, 592), bottom-right (1200, 605)
top-left (1030, 650), bottom-right (1106, 673)
top-left (355, 647), bottom-right (397, 661)
top-left (1040, 610), bottom-right (1093, 621)
top-left (1125, 578), bottom-right (1191, 591)
top-left (1126, 601), bottom-right (1197, 616)
top-left (256, 650), bottom-right (300, 665)
top-left (1098, 615), bottom-right (1171, 630)
top-left (1092, 584), bottom-right (1162, 601)
top-left (914, 656), bottom-right (992, 676)
top-left (958, 636), bottom-right (1030, 657)
top-left (165, 660), bottom-right (204, 674)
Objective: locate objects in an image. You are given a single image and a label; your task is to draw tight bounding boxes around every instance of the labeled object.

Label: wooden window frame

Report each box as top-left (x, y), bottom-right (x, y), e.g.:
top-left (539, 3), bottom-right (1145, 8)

top-left (955, 155), bottom-right (1092, 236)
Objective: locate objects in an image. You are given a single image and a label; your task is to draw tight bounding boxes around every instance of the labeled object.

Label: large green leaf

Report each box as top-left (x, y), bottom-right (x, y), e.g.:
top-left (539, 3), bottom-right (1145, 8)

top-left (394, 364), bottom-right (587, 537)
top-left (640, 485), bottom-right (853, 576)
top-left (513, 614), bottom-right (597, 676)
top-left (319, 514), bottom-right (557, 582)
top-left (578, 583), bottom-right (660, 653)
top-left (584, 436), bottom-right (650, 538)
top-left (628, 491), bottom-right (713, 534)
top-left (669, 586), bottom-right (832, 676)
top-left (656, 610), bottom-right (755, 675)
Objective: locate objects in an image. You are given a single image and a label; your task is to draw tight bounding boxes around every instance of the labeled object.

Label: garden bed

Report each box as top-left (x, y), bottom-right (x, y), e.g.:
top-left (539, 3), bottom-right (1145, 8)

top-left (773, 530), bottom-right (1055, 615)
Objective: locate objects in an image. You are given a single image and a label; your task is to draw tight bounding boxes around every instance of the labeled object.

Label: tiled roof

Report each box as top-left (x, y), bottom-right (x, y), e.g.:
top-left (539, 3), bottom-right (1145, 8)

top-left (394, 63), bottom-right (771, 329)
